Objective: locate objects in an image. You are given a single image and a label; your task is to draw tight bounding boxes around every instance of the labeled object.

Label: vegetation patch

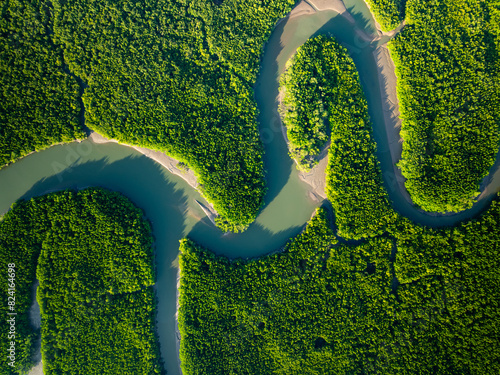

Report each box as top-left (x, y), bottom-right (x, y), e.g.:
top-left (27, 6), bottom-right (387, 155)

top-left (179, 200), bottom-right (500, 374)
top-left (280, 36), bottom-right (397, 239)
top-left (0, 188), bottom-right (163, 374)
top-left (365, 0), bottom-right (405, 31)
top-left (389, 206), bottom-right (500, 373)
top-left (48, 0), bottom-right (300, 232)
top-left (279, 36), bottom-right (332, 171)
top-left (1, 0), bottom-right (302, 231)
top-left (391, 0), bottom-right (500, 212)
top-left (0, 0), bottom-right (85, 167)
top-left (179, 25), bottom-right (500, 369)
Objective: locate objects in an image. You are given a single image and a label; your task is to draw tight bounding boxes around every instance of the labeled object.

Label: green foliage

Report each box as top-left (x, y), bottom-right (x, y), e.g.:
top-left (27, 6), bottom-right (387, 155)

top-left (1, 0), bottom-right (300, 231)
top-left (0, 0), bottom-right (85, 168)
top-left (279, 37), bottom-right (331, 171)
top-left (365, 0), bottom-right (404, 31)
top-left (280, 36), bottom-right (396, 239)
top-left (390, 0), bottom-right (500, 212)
top-left (315, 37), bottom-right (398, 239)
top-left (178, 70), bottom-right (500, 370)
top-left (0, 202), bottom-right (46, 374)
top-left (39, 288), bottom-right (161, 374)
top-left (48, 0), bottom-right (298, 231)
top-left (389, 200), bottom-right (500, 374)
top-left (0, 188), bottom-right (163, 374)
top-left (179, 198), bottom-right (500, 374)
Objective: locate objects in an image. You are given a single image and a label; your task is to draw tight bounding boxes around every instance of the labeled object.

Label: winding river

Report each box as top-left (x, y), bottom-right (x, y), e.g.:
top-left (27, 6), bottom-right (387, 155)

top-left (1, 1), bottom-right (500, 374)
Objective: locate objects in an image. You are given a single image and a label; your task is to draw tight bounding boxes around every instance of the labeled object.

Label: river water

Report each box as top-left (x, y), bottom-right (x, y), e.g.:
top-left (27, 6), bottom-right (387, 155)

top-left (1, 1), bottom-right (499, 374)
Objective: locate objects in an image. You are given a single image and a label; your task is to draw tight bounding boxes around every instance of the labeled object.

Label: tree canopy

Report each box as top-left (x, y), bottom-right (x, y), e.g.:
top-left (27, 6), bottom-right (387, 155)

top-left (391, 0), bottom-right (500, 212)
top-left (0, 188), bottom-right (163, 375)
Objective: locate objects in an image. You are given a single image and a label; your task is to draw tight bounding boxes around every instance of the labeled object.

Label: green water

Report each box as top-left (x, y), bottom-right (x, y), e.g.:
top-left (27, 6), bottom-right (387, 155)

top-left (1, 1), bottom-right (499, 374)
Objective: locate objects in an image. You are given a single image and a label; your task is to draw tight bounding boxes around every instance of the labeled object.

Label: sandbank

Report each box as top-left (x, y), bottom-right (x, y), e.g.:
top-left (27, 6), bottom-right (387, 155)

top-left (275, 0), bottom-right (401, 203)
top-left (280, 0), bottom-right (353, 24)
top-left (175, 266), bottom-right (183, 375)
top-left (89, 131), bottom-right (199, 190)
top-left (89, 131), bottom-right (220, 222)
top-left (372, 37), bottom-right (413, 205)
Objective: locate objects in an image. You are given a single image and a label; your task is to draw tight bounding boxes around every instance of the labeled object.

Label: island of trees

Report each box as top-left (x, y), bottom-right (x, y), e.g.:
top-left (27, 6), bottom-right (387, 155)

top-left (279, 36), bottom-right (332, 172)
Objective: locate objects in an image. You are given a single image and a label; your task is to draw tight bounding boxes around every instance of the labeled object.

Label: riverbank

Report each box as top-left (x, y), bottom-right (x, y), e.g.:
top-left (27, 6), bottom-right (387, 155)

top-left (175, 266), bottom-right (183, 375)
top-left (277, 85), bottom-right (328, 201)
top-left (362, 0), bottom-right (383, 31)
top-left (283, 0), bottom-right (411, 211)
top-left (273, 0), bottom-right (362, 202)
top-left (369, 17), bottom-right (500, 213)
top-left (284, 0), bottom-right (354, 22)
top-left (0, 138), bottom-right (85, 172)
top-left (89, 131), bottom-right (219, 221)
top-left (27, 281), bottom-right (43, 375)
top-left (275, 0), bottom-right (396, 202)
top-left (89, 132), bottom-right (199, 190)
top-left (27, 362), bottom-right (43, 375)
top-left (371, 29), bottom-right (412, 205)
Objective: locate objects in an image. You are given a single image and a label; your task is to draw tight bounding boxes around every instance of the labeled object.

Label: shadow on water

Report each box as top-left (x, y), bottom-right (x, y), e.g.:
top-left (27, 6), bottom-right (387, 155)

top-left (342, 0), bottom-right (378, 35)
top-left (10, 153), bottom-right (190, 375)
top-left (254, 16), bottom-right (295, 207)
top-left (0, 137), bottom-right (311, 374)
top-left (252, 9), bottom-right (387, 213)
top-left (252, 9), bottom-right (500, 230)
top-left (189, 218), bottom-right (303, 259)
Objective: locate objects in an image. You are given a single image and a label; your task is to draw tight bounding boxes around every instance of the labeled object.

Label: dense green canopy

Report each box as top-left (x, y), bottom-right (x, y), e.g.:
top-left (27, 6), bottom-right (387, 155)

top-left (179, 201), bottom-right (500, 374)
top-left (391, 0), bottom-right (500, 212)
top-left (1, 0), bottom-right (302, 231)
top-left (280, 36), bottom-right (397, 240)
top-left (0, 188), bottom-right (163, 375)
top-left (1, 1), bottom-right (499, 374)
top-left (0, 0), bottom-right (85, 167)
top-left (178, 20), bottom-right (500, 372)
top-left (365, 0), bottom-right (405, 31)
